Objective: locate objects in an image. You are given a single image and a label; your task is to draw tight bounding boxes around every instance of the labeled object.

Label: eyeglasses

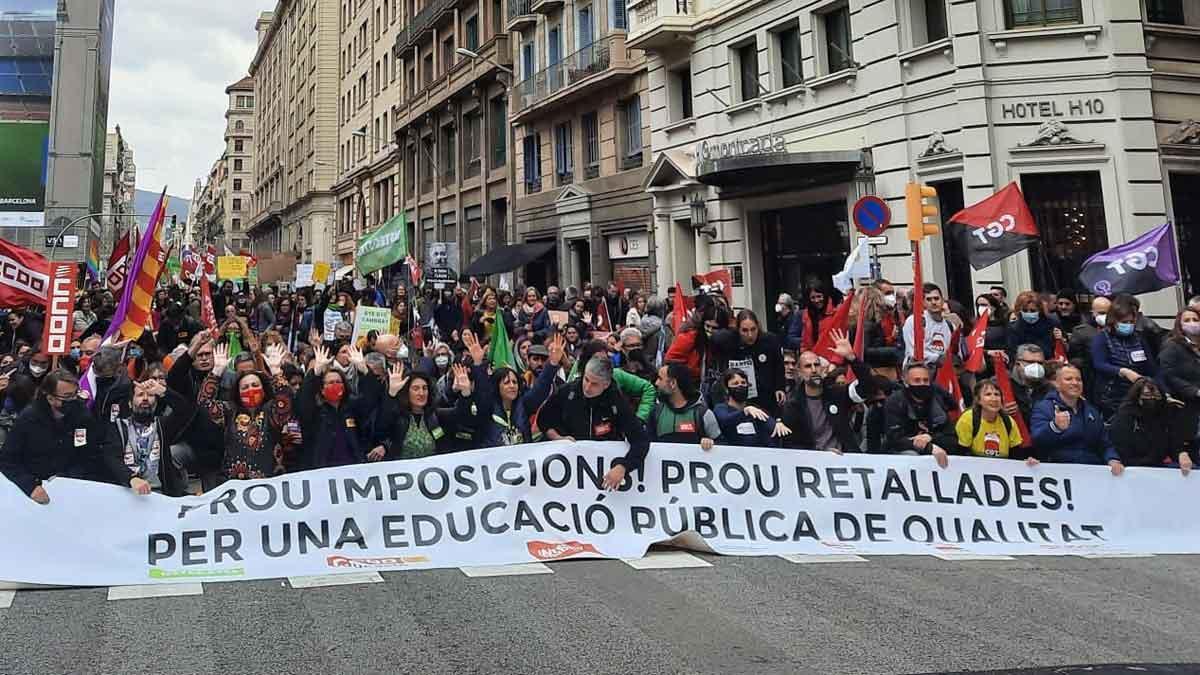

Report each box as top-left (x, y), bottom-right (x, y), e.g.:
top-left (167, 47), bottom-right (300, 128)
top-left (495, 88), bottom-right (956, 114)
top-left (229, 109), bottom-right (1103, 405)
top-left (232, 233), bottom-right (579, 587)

top-left (50, 390), bottom-right (80, 402)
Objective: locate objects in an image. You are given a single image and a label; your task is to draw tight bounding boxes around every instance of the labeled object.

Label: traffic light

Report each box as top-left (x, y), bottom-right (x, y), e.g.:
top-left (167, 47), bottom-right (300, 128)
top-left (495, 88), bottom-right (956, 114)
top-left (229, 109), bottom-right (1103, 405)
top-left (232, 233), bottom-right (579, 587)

top-left (905, 182), bottom-right (940, 241)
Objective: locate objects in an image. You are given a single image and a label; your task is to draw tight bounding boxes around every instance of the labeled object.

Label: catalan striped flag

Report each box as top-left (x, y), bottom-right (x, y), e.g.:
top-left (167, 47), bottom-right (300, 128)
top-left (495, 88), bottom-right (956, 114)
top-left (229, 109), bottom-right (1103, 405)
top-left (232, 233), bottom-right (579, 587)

top-left (109, 189), bottom-right (170, 341)
top-left (85, 237), bottom-right (101, 282)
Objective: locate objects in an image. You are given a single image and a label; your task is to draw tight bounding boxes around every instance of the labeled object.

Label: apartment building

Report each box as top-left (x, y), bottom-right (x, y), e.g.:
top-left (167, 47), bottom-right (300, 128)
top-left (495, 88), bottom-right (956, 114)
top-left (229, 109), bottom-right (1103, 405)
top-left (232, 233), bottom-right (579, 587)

top-left (508, 0), bottom-right (654, 292)
top-left (101, 124), bottom-right (135, 252)
top-left (193, 156), bottom-right (227, 249)
top-left (633, 0), bottom-right (1200, 323)
top-left (370, 0), bottom-right (515, 278)
top-left (246, 1), bottom-right (341, 263)
top-left (224, 76), bottom-right (255, 253)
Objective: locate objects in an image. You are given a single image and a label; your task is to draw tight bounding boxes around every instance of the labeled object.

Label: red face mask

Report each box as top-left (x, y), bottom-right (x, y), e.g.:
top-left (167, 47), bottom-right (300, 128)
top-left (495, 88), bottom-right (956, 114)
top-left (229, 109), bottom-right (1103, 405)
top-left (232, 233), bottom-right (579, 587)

top-left (240, 385), bottom-right (265, 409)
top-left (78, 355), bottom-right (92, 372)
top-left (321, 381), bottom-right (345, 404)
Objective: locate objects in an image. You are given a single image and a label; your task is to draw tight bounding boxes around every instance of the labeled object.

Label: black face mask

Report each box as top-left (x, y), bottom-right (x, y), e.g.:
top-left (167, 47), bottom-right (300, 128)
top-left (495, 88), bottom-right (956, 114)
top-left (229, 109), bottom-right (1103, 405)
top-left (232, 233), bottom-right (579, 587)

top-left (1140, 396), bottom-right (1164, 412)
top-left (729, 385), bottom-right (750, 403)
top-left (626, 349), bottom-right (645, 364)
top-left (907, 384), bottom-right (932, 401)
top-left (60, 400), bottom-right (84, 418)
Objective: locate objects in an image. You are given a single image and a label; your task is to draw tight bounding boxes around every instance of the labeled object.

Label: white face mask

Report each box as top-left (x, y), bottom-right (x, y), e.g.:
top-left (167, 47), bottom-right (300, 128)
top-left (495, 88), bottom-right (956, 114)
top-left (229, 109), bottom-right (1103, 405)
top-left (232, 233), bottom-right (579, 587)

top-left (1023, 362), bottom-right (1045, 380)
top-left (977, 305), bottom-right (991, 318)
top-left (434, 355), bottom-right (450, 368)
top-left (29, 364), bottom-right (46, 376)
top-left (774, 303), bottom-right (785, 314)
top-left (1094, 313), bottom-right (1107, 327)
top-left (883, 293), bottom-right (897, 308)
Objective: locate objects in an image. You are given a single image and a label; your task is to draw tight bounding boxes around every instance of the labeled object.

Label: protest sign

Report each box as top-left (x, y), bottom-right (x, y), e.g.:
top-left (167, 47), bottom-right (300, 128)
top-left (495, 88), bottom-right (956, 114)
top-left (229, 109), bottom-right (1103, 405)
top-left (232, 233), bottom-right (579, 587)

top-left (313, 262), bottom-right (331, 284)
top-left (217, 256), bottom-right (248, 280)
top-left (352, 306), bottom-right (392, 342)
top-left (1, 443), bottom-right (1198, 587)
top-left (322, 308), bottom-right (347, 341)
top-left (295, 264), bottom-right (314, 288)
top-left (257, 254), bottom-right (298, 284)
top-left (548, 310), bottom-right (568, 327)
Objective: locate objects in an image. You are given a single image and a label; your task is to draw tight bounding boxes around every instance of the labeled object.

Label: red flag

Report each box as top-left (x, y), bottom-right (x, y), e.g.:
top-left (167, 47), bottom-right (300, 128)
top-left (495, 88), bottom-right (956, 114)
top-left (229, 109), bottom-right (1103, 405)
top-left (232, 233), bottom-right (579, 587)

top-left (0, 238), bottom-right (49, 308)
top-left (1053, 337), bottom-right (1067, 362)
top-left (950, 182), bottom-right (1039, 271)
top-left (845, 292), bottom-right (868, 385)
top-left (991, 352), bottom-right (1032, 448)
top-left (204, 245), bottom-right (217, 279)
top-left (106, 232), bottom-right (131, 296)
top-left (199, 278), bottom-right (217, 335)
top-left (692, 269), bottom-right (733, 303)
top-left (615, 279), bottom-right (625, 299)
top-left (935, 327), bottom-right (963, 421)
top-left (670, 282), bottom-right (693, 334)
top-left (595, 295), bottom-right (613, 332)
top-left (40, 262), bottom-right (76, 355)
top-left (965, 309), bottom-right (990, 373)
top-left (410, 325), bottom-right (424, 351)
top-left (812, 289), bottom-right (855, 363)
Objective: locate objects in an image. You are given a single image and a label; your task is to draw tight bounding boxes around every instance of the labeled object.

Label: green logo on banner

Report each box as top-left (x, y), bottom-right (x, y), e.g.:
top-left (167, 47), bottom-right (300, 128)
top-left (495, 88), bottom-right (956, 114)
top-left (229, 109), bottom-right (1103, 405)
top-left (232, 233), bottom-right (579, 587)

top-left (356, 213), bottom-right (408, 276)
top-left (148, 567), bottom-right (246, 580)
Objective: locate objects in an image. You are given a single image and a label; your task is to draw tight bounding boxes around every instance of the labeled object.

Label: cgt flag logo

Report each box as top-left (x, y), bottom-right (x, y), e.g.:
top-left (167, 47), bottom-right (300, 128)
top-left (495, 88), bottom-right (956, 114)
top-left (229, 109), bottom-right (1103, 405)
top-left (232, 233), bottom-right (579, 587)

top-left (526, 540), bottom-right (603, 561)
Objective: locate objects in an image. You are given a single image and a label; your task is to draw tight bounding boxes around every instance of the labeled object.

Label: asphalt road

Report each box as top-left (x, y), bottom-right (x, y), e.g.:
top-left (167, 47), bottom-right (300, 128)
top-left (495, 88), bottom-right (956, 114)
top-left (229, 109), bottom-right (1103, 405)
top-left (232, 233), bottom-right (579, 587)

top-left (2, 552), bottom-right (1200, 675)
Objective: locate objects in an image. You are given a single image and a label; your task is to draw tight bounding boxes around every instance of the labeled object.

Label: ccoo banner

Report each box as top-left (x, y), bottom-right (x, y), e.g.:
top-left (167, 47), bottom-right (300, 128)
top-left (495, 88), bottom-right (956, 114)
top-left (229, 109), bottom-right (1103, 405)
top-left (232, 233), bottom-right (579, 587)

top-left (1, 442), bottom-right (1198, 587)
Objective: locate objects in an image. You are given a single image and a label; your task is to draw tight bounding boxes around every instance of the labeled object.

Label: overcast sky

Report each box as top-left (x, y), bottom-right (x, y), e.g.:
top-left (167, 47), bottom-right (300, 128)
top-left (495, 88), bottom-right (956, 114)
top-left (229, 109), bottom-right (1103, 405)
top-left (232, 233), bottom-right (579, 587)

top-left (107, 1), bottom-right (276, 200)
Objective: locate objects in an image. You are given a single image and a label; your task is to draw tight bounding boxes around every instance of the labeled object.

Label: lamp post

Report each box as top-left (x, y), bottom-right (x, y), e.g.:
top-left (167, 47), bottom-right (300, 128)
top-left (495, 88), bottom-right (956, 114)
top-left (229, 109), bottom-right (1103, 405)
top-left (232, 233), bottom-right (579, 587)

top-left (47, 212), bottom-right (158, 264)
top-left (456, 47), bottom-right (518, 261)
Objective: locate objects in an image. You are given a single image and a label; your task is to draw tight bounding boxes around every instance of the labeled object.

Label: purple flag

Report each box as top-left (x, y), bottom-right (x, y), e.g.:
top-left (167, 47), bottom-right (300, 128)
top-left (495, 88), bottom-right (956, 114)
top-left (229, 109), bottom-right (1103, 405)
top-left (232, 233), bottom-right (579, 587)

top-left (1077, 222), bottom-right (1180, 297)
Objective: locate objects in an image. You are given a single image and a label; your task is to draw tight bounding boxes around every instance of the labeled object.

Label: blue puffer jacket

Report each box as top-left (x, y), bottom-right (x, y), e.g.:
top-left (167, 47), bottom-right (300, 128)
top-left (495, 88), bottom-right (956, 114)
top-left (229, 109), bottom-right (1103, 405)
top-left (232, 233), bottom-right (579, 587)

top-left (781, 310), bottom-right (803, 351)
top-left (1030, 389), bottom-right (1118, 465)
top-left (474, 363), bottom-right (562, 446)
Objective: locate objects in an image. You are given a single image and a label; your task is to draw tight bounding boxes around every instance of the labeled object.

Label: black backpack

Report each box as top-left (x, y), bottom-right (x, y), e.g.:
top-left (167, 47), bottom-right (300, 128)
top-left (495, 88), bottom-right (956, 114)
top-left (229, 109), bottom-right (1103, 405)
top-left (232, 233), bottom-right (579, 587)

top-left (970, 408), bottom-right (1013, 441)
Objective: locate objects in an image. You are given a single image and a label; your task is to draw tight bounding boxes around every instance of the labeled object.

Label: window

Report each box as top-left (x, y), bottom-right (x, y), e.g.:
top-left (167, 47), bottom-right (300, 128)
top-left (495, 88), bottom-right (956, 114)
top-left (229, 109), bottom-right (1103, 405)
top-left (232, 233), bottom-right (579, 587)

top-left (234, 139), bottom-right (244, 153)
top-left (493, 0), bottom-right (503, 35)
top-left (578, 5), bottom-right (594, 47)
top-left (232, 218), bottom-right (242, 231)
top-left (383, 54), bottom-right (389, 88)
top-left (734, 40), bottom-right (759, 102)
top-left (442, 36), bottom-right (455, 75)
top-left (523, 133), bottom-right (542, 192)
top-left (440, 211), bottom-right (457, 247)
top-left (619, 96), bottom-right (643, 168)
top-left (1147, 0), bottom-right (1185, 24)
top-left (421, 136), bottom-right (435, 193)
top-left (232, 198), bottom-right (242, 212)
top-left (235, 120), bottom-right (245, 132)
top-left (233, 179), bottom-right (242, 191)
top-left (582, 111), bottom-right (599, 177)
top-left (554, 121), bottom-right (573, 184)
top-left (1004, 0), bottom-right (1082, 28)
top-left (1022, 171), bottom-right (1109, 293)
top-left (920, 0), bottom-right (948, 43)
top-left (234, 159), bottom-right (244, 171)
top-left (441, 124), bottom-right (456, 184)
top-left (775, 23), bottom-right (803, 88)
top-left (669, 64), bottom-right (693, 121)
top-left (822, 3), bottom-right (854, 72)
top-left (611, 0), bottom-right (628, 30)
top-left (465, 15), bottom-right (479, 51)
top-left (423, 53), bottom-right (434, 85)
top-left (466, 205), bottom-right (483, 262)
top-left (464, 110), bottom-right (482, 178)
top-left (490, 95), bottom-right (508, 168)
top-left (521, 39), bottom-right (536, 79)
top-left (405, 144), bottom-right (416, 197)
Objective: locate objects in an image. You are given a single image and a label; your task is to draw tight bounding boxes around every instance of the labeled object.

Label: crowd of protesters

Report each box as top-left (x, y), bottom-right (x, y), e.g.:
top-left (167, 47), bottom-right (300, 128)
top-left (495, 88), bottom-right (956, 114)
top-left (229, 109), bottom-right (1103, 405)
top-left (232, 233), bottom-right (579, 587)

top-left (0, 270), bottom-right (1196, 503)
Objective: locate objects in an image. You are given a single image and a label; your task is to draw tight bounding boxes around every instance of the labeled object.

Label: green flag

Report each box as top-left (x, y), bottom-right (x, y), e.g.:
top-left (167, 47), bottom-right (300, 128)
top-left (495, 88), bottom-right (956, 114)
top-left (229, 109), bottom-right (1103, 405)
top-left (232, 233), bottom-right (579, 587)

top-left (488, 312), bottom-right (516, 371)
top-left (355, 212), bottom-right (408, 275)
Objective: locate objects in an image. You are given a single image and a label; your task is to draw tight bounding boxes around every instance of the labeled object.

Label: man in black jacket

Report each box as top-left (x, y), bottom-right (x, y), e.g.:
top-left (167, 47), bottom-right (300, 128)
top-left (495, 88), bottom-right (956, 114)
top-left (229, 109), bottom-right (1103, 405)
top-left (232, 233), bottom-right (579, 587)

top-left (90, 345), bottom-right (133, 424)
top-left (884, 363), bottom-right (958, 468)
top-left (537, 354), bottom-right (649, 490)
top-left (781, 330), bottom-right (880, 453)
top-left (103, 377), bottom-right (193, 496)
top-left (0, 369), bottom-right (112, 503)
top-left (166, 331), bottom-right (227, 488)
top-left (156, 302), bottom-right (202, 354)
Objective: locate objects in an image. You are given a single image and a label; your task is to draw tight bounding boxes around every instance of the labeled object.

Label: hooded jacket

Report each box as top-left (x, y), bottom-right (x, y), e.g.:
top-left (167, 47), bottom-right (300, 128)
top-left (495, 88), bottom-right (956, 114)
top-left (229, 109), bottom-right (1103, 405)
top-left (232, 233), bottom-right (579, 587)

top-left (883, 385), bottom-right (958, 454)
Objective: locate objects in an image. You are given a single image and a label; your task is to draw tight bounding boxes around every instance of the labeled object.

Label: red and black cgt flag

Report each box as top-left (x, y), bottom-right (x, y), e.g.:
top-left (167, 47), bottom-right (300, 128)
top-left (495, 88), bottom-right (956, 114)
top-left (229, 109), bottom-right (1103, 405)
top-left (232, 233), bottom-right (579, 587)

top-left (950, 182), bottom-right (1039, 271)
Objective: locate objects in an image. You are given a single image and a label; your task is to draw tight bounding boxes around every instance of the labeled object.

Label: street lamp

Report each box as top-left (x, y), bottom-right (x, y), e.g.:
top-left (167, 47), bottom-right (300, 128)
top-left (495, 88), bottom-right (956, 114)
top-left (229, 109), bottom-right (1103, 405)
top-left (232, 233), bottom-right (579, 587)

top-left (456, 47), bottom-right (518, 257)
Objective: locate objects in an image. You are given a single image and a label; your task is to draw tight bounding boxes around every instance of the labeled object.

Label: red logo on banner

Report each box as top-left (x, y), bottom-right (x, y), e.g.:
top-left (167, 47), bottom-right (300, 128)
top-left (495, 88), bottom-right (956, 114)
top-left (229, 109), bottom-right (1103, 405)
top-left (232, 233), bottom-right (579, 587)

top-left (526, 540), bottom-right (602, 561)
top-left (0, 238), bottom-right (49, 308)
top-left (41, 263), bottom-right (77, 355)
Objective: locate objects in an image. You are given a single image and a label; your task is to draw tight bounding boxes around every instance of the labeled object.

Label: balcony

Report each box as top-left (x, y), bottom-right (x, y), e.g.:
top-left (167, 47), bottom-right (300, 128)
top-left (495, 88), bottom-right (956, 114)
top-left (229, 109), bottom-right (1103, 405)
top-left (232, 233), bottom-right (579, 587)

top-left (394, 0), bottom-right (457, 57)
top-left (512, 34), bottom-right (638, 124)
top-left (532, 0), bottom-right (564, 14)
top-left (393, 36), bottom-right (511, 133)
top-left (507, 0), bottom-right (536, 32)
top-left (628, 0), bottom-right (699, 51)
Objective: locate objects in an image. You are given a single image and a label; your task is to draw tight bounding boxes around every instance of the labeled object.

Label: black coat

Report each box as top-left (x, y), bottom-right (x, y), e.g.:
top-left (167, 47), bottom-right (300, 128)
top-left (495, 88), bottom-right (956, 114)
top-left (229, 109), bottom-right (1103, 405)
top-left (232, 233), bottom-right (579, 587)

top-left (103, 388), bottom-right (193, 497)
top-left (883, 386), bottom-right (958, 455)
top-left (165, 352), bottom-right (225, 473)
top-left (0, 397), bottom-right (112, 496)
top-left (536, 378), bottom-right (650, 471)
top-left (780, 358), bottom-right (877, 452)
top-left (295, 372), bottom-right (370, 470)
top-left (1109, 401), bottom-right (1193, 467)
top-left (711, 329), bottom-right (787, 415)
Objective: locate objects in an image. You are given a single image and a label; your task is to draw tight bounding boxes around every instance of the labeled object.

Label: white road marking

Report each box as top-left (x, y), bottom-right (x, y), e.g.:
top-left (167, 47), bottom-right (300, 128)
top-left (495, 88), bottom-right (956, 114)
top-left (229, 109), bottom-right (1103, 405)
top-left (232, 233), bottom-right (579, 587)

top-left (1075, 552), bottom-right (1155, 559)
top-left (0, 590), bottom-right (14, 608)
top-left (459, 563), bottom-right (553, 577)
top-left (779, 553), bottom-right (868, 564)
top-left (623, 551), bottom-right (713, 570)
top-left (287, 572), bottom-right (384, 588)
top-left (107, 583), bottom-right (204, 601)
top-left (930, 551), bottom-right (1016, 561)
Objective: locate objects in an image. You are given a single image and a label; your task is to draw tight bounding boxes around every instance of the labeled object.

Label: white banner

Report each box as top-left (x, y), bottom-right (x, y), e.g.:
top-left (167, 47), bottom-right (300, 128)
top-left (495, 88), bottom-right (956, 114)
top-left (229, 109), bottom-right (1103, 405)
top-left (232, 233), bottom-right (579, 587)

top-left (2, 442), bottom-right (1199, 586)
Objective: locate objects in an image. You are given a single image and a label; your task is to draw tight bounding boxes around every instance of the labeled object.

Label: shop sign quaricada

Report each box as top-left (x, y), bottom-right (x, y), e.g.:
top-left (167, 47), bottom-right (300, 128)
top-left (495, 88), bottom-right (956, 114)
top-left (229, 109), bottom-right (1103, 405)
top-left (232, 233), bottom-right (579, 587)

top-left (696, 133), bottom-right (788, 163)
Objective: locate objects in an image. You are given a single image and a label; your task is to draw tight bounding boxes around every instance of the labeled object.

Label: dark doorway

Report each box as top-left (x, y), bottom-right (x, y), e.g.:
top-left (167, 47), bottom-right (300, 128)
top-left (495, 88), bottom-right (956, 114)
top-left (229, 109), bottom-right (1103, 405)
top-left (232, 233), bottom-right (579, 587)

top-left (761, 201), bottom-right (851, 310)
top-left (571, 238), bottom-right (591, 287)
top-left (1172, 173), bottom-right (1200, 300)
top-left (933, 179), bottom-right (970, 308)
top-left (523, 240), bottom-right (558, 292)
top-left (1023, 171), bottom-right (1109, 293)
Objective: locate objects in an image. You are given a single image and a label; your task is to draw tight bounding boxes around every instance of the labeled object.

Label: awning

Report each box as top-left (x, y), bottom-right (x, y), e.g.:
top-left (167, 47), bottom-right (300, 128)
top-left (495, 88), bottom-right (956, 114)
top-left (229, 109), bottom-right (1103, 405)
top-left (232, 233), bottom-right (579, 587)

top-left (461, 241), bottom-right (556, 278)
top-left (696, 150), bottom-right (863, 191)
top-left (334, 264), bottom-right (356, 280)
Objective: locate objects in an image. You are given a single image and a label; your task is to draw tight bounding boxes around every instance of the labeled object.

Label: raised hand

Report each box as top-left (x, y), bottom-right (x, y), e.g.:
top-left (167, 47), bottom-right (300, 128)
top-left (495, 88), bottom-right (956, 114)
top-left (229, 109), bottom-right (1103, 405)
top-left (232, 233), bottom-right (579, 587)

top-left (264, 343), bottom-right (286, 375)
top-left (548, 333), bottom-right (566, 366)
top-left (388, 361), bottom-right (408, 397)
top-left (211, 343), bottom-right (230, 375)
top-left (830, 328), bottom-right (855, 361)
top-left (463, 329), bottom-right (486, 366)
top-left (348, 345), bottom-right (367, 372)
top-left (744, 405), bottom-right (768, 422)
top-left (451, 363), bottom-right (472, 395)
top-left (188, 330), bottom-right (213, 357)
top-left (308, 327), bottom-right (322, 349)
top-left (312, 345), bottom-right (332, 375)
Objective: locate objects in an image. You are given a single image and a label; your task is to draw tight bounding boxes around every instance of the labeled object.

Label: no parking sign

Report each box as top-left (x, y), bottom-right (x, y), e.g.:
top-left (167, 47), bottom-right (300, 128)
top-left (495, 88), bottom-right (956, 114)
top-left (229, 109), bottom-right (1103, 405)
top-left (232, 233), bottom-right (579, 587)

top-left (852, 195), bottom-right (891, 237)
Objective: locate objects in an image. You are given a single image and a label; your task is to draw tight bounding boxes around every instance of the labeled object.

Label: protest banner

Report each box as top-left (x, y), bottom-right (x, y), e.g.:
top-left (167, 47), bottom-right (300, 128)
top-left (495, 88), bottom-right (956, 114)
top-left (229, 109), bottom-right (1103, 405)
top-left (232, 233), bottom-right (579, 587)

top-left (1, 442), bottom-right (1198, 587)
top-left (257, 254), bottom-right (298, 284)
top-left (217, 256), bottom-right (248, 280)
top-left (548, 310), bottom-right (568, 328)
top-left (352, 306), bottom-right (392, 342)
top-left (295, 264), bottom-right (314, 288)
top-left (313, 262), bottom-right (331, 284)
top-left (40, 262), bottom-right (76, 355)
